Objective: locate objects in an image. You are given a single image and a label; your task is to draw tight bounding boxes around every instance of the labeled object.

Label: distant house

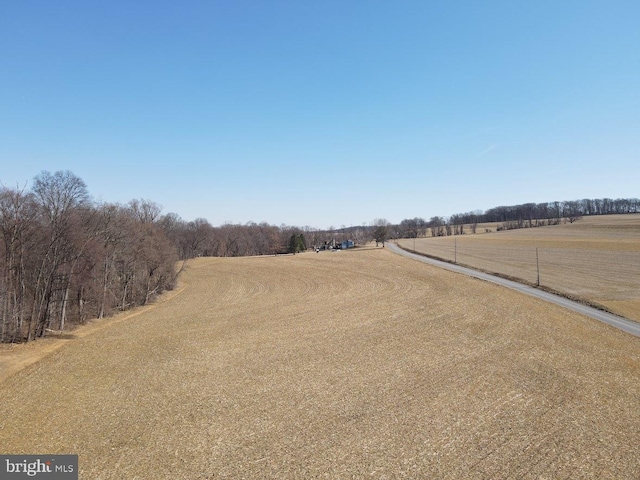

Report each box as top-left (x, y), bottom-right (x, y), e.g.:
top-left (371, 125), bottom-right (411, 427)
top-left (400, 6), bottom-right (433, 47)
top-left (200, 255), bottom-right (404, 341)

top-left (341, 240), bottom-right (354, 249)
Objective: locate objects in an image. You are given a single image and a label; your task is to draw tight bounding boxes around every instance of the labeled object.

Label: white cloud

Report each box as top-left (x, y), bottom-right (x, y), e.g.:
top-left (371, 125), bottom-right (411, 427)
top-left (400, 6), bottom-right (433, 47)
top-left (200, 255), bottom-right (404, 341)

top-left (478, 144), bottom-right (497, 156)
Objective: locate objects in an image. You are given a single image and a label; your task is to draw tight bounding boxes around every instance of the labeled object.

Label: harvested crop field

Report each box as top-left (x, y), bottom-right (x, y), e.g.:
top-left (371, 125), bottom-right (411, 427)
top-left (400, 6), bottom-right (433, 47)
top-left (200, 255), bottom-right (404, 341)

top-left (1, 247), bottom-right (639, 478)
top-left (398, 214), bottom-right (640, 322)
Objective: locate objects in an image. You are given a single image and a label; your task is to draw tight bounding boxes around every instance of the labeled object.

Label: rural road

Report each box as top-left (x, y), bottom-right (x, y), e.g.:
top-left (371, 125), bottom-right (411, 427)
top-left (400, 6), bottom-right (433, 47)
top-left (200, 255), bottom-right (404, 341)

top-left (387, 242), bottom-right (640, 338)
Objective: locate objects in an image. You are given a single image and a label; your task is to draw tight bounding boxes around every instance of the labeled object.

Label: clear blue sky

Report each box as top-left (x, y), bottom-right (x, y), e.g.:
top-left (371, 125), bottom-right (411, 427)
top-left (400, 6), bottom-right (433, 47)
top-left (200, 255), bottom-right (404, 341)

top-left (1, 1), bottom-right (638, 229)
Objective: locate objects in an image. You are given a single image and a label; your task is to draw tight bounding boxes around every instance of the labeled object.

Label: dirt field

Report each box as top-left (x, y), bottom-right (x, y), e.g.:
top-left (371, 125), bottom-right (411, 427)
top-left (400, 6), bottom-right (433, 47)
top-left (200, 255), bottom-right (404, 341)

top-left (1, 247), bottom-right (639, 478)
top-left (398, 214), bottom-right (640, 322)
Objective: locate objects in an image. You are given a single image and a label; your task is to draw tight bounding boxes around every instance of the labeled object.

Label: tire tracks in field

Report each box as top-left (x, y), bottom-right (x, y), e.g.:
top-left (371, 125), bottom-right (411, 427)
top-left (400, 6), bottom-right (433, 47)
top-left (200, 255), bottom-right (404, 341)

top-left (388, 243), bottom-right (640, 337)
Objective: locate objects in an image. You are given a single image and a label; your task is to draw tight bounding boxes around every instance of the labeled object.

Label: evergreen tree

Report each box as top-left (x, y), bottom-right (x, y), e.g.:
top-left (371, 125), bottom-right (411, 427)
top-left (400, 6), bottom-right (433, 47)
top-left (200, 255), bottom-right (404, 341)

top-left (288, 233), bottom-right (306, 254)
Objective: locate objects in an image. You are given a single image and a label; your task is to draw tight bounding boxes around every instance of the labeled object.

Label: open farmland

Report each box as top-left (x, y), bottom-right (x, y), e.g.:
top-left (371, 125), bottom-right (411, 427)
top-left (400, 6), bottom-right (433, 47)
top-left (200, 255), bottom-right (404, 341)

top-left (1, 248), bottom-right (639, 478)
top-left (398, 214), bottom-right (640, 322)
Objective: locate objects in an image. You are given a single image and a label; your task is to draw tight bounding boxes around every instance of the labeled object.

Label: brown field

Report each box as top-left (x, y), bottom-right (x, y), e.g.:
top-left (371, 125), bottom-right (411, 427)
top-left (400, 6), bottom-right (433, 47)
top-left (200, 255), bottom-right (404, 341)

top-left (398, 214), bottom-right (640, 322)
top-left (1, 248), bottom-right (639, 478)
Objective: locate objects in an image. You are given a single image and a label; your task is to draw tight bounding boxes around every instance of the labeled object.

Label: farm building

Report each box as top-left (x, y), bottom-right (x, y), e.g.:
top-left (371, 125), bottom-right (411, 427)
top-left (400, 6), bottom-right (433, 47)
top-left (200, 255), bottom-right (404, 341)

top-left (316, 239), bottom-right (355, 251)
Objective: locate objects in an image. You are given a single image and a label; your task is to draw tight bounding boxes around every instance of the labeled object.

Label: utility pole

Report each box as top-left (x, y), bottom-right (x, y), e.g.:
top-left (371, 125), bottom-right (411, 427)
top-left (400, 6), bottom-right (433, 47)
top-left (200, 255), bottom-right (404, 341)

top-left (536, 247), bottom-right (540, 286)
top-left (454, 237), bottom-right (457, 264)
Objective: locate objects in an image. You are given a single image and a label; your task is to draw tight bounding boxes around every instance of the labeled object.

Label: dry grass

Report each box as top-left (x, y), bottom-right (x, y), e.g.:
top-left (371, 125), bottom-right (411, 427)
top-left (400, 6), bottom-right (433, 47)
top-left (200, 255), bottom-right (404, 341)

top-left (1, 247), bottom-right (639, 478)
top-left (399, 214), bottom-right (640, 322)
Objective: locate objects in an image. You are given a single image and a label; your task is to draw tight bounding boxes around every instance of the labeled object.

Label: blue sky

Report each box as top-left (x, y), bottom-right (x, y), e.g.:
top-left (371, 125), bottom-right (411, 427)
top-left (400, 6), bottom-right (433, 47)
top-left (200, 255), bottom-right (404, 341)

top-left (1, 1), bottom-right (638, 228)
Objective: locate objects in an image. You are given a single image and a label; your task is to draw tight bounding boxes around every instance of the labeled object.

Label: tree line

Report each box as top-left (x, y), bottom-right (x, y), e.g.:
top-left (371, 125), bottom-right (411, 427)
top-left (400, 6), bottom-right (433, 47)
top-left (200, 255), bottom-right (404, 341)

top-left (0, 170), bottom-right (371, 343)
top-left (159, 217), bottom-right (373, 259)
top-left (0, 172), bottom-right (182, 343)
top-left (394, 197), bottom-right (639, 238)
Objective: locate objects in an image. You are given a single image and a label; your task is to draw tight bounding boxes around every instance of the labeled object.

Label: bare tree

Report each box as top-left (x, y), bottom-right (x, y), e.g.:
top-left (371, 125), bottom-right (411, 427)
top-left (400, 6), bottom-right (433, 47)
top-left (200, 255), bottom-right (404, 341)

top-left (128, 199), bottom-right (162, 224)
top-left (31, 171), bottom-right (90, 338)
top-left (372, 218), bottom-right (390, 247)
top-left (563, 201), bottom-right (583, 224)
top-left (0, 186), bottom-right (38, 342)
top-left (351, 226), bottom-right (369, 246)
top-left (429, 216), bottom-right (445, 237)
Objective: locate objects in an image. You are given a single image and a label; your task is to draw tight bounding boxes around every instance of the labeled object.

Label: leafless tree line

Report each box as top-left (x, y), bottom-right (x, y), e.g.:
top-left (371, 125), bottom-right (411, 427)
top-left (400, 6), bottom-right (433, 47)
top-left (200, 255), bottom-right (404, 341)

top-left (158, 218), bottom-right (356, 259)
top-left (0, 171), bottom-right (178, 343)
top-left (158, 215), bottom-right (379, 259)
top-left (395, 197), bottom-right (640, 239)
top-left (1, 171), bottom-right (380, 343)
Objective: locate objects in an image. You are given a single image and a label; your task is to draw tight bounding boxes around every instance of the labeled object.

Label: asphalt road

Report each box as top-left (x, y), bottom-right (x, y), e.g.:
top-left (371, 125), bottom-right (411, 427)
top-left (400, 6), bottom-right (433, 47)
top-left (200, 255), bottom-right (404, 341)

top-left (387, 242), bottom-right (640, 338)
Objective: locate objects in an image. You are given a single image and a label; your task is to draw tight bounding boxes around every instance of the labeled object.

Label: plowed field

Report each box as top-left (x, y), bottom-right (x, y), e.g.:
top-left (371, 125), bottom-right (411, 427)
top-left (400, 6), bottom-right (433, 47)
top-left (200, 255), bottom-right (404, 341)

top-left (1, 248), bottom-right (639, 478)
top-left (398, 214), bottom-right (640, 322)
